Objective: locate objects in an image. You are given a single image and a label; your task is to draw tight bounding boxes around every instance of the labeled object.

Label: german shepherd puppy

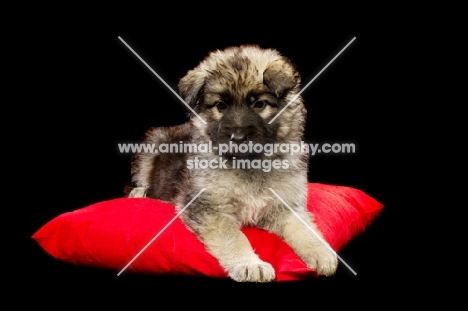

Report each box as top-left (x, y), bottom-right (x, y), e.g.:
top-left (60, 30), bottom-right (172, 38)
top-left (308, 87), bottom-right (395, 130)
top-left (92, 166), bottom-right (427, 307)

top-left (126, 45), bottom-right (338, 282)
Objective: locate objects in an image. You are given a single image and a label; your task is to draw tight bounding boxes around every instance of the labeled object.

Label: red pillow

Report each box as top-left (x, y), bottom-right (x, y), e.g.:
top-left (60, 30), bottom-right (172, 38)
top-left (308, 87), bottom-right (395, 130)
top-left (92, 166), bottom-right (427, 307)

top-left (32, 183), bottom-right (383, 281)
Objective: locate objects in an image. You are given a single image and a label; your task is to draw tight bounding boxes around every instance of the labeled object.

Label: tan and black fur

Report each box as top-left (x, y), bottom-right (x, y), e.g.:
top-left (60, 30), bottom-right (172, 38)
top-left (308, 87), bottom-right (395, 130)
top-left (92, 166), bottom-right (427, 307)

top-left (126, 45), bottom-right (338, 282)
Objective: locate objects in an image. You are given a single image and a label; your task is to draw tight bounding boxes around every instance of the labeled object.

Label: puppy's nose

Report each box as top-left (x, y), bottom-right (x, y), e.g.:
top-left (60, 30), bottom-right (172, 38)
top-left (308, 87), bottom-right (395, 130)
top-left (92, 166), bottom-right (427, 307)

top-left (230, 132), bottom-right (246, 143)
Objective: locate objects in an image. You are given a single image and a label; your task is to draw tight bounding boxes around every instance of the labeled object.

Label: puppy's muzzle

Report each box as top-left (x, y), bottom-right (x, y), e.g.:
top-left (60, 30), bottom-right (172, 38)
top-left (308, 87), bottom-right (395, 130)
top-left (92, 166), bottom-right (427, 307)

top-left (230, 130), bottom-right (247, 143)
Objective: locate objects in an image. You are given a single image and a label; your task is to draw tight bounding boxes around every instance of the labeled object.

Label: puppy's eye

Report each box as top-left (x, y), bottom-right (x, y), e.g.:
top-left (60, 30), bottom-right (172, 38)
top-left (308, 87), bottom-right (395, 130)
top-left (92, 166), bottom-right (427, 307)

top-left (252, 100), bottom-right (266, 112)
top-left (216, 101), bottom-right (227, 112)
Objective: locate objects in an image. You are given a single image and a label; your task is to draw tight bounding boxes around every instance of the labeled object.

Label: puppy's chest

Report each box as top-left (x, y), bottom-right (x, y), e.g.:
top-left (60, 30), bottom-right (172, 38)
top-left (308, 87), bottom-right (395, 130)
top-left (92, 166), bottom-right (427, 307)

top-left (209, 172), bottom-right (281, 225)
top-left (229, 186), bottom-right (275, 226)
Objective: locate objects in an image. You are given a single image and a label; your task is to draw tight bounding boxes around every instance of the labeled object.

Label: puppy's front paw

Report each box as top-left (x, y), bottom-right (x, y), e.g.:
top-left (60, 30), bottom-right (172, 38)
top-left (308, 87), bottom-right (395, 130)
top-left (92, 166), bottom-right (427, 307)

top-left (304, 245), bottom-right (338, 276)
top-left (228, 259), bottom-right (276, 282)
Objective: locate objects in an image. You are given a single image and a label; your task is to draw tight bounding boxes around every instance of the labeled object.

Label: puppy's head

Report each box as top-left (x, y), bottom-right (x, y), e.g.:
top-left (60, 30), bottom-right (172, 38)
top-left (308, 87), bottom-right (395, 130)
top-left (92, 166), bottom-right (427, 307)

top-left (178, 45), bottom-right (306, 158)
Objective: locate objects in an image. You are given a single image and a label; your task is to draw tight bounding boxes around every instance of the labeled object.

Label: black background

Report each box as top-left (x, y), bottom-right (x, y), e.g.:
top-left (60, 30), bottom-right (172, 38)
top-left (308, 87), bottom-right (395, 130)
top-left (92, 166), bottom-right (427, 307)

top-left (18, 9), bottom-right (421, 304)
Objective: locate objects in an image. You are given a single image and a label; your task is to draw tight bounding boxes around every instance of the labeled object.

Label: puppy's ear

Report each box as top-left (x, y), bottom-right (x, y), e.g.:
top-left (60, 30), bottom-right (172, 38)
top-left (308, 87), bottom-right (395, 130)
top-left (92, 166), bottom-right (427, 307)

top-left (177, 69), bottom-right (208, 108)
top-left (263, 59), bottom-right (300, 98)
